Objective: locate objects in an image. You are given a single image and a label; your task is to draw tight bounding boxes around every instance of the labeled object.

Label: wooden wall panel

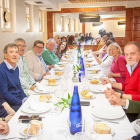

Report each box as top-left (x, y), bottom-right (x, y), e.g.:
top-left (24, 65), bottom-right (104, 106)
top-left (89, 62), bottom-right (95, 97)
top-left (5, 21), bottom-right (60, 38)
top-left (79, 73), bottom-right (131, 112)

top-left (134, 24), bottom-right (140, 30)
top-left (115, 37), bottom-right (125, 45)
top-left (84, 7), bottom-right (97, 12)
top-left (133, 31), bottom-right (140, 37)
top-left (134, 17), bottom-right (140, 23)
top-left (112, 6), bottom-right (125, 11)
top-left (82, 23), bottom-right (85, 34)
top-left (126, 17), bottom-right (133, 31)
top-left (133, 38), bottom-right (140, 44)
top-left (125, 31), bottom-right (132, 43)
top-left (133, 9), bottom-right (140, 16)
top-left (98, 7), bottom-right (112, 12)
top-left (47, 12), bottom-right (53, 39)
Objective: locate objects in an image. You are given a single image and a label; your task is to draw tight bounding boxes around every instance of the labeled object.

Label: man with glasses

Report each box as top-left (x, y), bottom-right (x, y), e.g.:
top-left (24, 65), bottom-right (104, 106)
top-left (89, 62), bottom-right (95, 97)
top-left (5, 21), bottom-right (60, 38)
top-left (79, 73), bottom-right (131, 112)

top-left (42, 38), bottom-right (59, 65)
top-left (15, 38), bottom-right (36, 96)
top-left (25, 40), bottom-right (52, 81)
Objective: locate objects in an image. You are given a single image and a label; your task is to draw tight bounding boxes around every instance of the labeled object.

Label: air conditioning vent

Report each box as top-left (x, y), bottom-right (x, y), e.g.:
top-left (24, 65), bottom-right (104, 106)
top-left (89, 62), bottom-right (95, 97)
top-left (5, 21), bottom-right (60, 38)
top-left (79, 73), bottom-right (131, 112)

top-left (46, 8), bottom-right (53, 10)
top-left (34, 1), bottom-right (44, 4)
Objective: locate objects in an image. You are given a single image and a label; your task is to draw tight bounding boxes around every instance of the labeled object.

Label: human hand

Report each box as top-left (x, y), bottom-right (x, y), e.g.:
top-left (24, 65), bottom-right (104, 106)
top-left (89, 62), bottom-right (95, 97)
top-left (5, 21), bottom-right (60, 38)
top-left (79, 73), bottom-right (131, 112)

top-left (92, 52), bottom-right (97, 58)
top-left (41, 72), bottom-right (51, 80)
top-left (30, 84), bottom-right (36, 91)
top-left (108, 72), bottom-right (114, 78)
top-left (104, 87), bottom-right (116, 99)
top-left (5, 113), bottom-right (15, 122)
top-left (49, 65), bottom-right (55, 70)
top-left (0, 121), bottom-right (9, 134)
top-left (101, 78), bottom-right (112, 85)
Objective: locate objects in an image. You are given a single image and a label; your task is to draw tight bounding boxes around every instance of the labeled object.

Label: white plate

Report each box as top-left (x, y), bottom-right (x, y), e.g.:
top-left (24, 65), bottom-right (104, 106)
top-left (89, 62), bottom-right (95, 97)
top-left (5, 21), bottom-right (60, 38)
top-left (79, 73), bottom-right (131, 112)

top-left (80, 94), bottom-right (96, 100)
top-left (46, 82), bottom-right (59, 86)
top-left (87, 68), bottom-right (101, 71)
top-left (90, 80), bottom-right (101, 84)
top-left (54, 68), bottom-right (64, 71)
top-left (43, 75), bottom-right (60, 80)
top-left (92, 106), bottom-right (125, 120)
top-left (21, 102), bottom-right (52, 114)
top-left (19, 126), bottom-right (27, 136)
top-left (34, 87), bottom-right (50, 94)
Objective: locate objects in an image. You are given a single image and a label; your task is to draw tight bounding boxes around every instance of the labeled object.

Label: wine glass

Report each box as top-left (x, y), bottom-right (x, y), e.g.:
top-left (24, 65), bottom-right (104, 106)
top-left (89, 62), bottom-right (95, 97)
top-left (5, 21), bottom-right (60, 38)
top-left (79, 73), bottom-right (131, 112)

top-left (48, 86), bottom-right (59, 116)
top-left (26, 120), bottom-right (41, 140)
top-left (74, 117), bottom-right (99, 140)
top-left (37, 129), bottom-right (52, 140)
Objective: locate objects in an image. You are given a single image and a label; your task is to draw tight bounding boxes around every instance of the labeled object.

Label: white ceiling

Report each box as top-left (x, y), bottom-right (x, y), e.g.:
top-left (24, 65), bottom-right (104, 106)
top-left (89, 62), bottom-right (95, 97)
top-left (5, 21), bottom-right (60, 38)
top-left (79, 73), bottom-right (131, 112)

top-left (25, 0), bottom-right (140, 11)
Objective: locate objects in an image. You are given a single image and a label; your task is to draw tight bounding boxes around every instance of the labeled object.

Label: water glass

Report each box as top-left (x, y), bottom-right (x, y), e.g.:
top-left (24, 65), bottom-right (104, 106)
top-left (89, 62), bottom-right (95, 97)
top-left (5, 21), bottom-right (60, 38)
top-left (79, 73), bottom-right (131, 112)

top-left (37, 130), bottom-right (52, 140)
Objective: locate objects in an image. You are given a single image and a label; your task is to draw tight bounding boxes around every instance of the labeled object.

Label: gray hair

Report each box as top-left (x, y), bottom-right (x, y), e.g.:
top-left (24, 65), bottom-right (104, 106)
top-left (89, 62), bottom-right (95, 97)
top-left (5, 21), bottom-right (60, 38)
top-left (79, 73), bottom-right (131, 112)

top-left (124, 41), bottom-right (140, 52)
top-left (107, 42), bottom-right (122, 56)
top-left (47, 38), bottom-right (56, 44)
top-left (3, 43), bottom-right (19, 54)
top-left (95, 34), bottom-right (101, 39)
top-left (14, 38), bottom-right (25, 44)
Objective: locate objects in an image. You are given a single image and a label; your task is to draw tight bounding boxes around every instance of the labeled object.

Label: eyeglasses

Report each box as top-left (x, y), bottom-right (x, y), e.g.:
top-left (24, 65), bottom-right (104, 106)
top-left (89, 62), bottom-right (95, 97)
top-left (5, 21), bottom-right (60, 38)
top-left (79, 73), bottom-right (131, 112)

top-left (17, 45), bottom-right (27, 47)
top-left (35, 46), bottom-right (44, 49)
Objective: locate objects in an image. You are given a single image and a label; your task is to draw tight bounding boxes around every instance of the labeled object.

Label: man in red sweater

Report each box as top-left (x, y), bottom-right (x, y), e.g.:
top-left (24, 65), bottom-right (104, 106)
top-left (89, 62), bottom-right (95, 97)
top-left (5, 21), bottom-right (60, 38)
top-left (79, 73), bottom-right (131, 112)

top-left (102, 41), bottom-right (140, 101)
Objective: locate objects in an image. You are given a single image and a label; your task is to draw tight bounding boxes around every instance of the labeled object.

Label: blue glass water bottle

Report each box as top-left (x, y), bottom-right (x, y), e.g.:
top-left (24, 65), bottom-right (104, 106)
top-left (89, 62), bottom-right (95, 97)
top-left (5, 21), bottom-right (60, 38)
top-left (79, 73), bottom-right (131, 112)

top-left (69, 86), bottom-right (82, 135)
top-left (80, 57), bottom-right (85, 77)
top-left (85, 39), bottom-right (87, 44)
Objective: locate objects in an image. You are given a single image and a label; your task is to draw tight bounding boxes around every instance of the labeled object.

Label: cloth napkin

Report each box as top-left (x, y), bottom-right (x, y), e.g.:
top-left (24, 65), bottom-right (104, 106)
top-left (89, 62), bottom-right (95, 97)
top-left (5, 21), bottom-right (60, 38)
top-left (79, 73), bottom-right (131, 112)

top-left (36, 82), bottom-right (49, 92)
top-left (131, 119), bottom-right (140, 134)
top-left (27, 98), bottom-right (46, 111)
top-left (89, 71), bottom-right (105, 79)
top-left (90, 83), bottom-right (112, 92)
top-left (96, 134), bottom-right (112, 140)
top-left (54, 64), bottom-right (63, 70)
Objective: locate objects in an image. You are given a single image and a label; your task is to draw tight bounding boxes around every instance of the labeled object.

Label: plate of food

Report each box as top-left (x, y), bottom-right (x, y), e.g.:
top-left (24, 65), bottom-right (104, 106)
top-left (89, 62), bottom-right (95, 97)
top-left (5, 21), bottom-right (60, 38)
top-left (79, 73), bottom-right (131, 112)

top-left (89, 70), bottom-right (99, 74)
top-left (58, 64), bottom-right (65, 67)
top-left (90, 79), bottom-right (101, 84)
top-left (55, 71), bottom-right (64, 76)
top-left (80, 90), bottom-right (95, 100)
top-left (19, 120), bottom-right (43, 136)
top-left (34, 87), bottom-right (50, 94)
top-left (43, 75), bottom-right (60, 80)
top-left (39, 95), bottom-right (52, 102)
top-left (85, 63), bottom-right (93, 67)
top-left (85, 59), bottom-right (94, 62)
top-left (46, 78), bottom-right (59, 86)
top-left (93, 122), bottom-right (115, 136)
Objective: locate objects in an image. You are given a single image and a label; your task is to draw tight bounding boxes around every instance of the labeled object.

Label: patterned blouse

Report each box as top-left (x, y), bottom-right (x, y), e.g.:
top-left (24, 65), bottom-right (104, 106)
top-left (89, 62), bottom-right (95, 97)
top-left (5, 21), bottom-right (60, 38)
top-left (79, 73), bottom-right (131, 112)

top-left (55, 49), bottom-right (63, 60)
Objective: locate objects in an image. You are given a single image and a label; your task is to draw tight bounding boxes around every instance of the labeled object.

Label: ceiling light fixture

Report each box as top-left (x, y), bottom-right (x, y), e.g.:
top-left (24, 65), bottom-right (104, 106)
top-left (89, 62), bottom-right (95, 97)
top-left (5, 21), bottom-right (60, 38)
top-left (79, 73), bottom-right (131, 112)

top-left (79, 14), bottom-right (100, 22)
top-left (118, 21), bottom-right (126, 25)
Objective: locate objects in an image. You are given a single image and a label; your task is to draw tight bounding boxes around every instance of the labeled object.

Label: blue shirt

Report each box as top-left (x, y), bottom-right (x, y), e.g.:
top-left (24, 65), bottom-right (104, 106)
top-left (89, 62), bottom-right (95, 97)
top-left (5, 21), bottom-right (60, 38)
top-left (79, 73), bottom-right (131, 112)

top-left (0, 61), bottom-right (27, 106)
top-left (126, 62), bottom-right (139, 76)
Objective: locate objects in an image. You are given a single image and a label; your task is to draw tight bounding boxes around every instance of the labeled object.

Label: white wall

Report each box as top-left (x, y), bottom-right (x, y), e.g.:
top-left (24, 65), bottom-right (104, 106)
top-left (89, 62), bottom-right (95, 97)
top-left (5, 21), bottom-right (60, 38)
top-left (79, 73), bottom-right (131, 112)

top-left (53, 14), bottom-right (82, 37)
top-left (0, 0), bottom-right (43, 63)
top-left (85, 20), bottom-right (125, 37)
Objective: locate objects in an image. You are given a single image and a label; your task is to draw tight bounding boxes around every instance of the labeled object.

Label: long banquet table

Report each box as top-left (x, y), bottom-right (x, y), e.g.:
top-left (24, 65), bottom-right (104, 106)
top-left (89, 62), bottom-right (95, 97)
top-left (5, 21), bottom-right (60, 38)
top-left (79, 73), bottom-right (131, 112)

top-left (1, 49), bottom-right (136, 140)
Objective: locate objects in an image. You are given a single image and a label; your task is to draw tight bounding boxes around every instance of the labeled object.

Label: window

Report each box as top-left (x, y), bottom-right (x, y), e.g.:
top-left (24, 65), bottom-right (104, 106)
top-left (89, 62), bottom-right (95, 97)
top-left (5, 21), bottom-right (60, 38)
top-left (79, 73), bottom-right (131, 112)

top-left (26, 4), bottom-right (30, 32)
top-left (60, 16), bottom-right (63, 31)
top-left (1, 0), bottom-right (11, 31)
top-left (39, 10), bottom-right (43, 32)
top-left (53, 14), bottom-right (56, 32)
top-left (68, 18), bottom-right (70, 31)
top-left (61, 16), bottom-right (65, 32)
top-left (74, 19), bottom-right (76, 32)
top-left (78, 19), bottom-right (80, 32)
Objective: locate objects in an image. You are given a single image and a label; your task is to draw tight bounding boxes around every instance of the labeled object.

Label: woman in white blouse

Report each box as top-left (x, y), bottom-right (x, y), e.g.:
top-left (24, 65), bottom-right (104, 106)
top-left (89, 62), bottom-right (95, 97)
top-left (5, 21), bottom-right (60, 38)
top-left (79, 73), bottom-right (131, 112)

top-left (93, 40), bottom-right (114, 76)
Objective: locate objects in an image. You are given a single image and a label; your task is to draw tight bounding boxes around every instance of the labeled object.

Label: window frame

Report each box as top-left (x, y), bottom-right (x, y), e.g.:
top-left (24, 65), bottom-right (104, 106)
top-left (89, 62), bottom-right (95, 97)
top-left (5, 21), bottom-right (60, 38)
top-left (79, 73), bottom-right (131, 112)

top-left (25, 4), bottom-right (30, 32)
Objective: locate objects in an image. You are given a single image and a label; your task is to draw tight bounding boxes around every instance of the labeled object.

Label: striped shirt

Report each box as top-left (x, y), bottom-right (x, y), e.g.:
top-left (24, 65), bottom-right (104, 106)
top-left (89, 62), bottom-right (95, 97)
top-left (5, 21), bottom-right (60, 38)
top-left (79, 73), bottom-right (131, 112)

top-left (16, 55), bottom-right (35, 95)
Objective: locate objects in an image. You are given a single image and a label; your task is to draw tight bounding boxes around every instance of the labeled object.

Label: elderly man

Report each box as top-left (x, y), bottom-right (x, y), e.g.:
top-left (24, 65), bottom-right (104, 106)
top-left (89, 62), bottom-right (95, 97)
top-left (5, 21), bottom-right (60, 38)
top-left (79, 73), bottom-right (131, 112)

top-left (103, 41), bottom-right (140, 101)
top-left (25, 40), bottom-right (52, 81)
top-left (0, 43), bottom-right (27, 111)
top-left (42, 38), bottom-right (59, 65)
top-left (54, 35), bottom-right (61, 49)
top-left (14, 38), bottom-right (36, 96)
top-left (94, 34), bottom-right (105, 51)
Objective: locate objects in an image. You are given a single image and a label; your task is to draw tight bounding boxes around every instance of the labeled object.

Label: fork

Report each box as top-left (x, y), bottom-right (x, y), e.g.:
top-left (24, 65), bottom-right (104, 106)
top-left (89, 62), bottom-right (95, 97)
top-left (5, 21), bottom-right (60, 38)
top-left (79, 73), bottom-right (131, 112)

top-left (92, 117), bottom-right (119, 124)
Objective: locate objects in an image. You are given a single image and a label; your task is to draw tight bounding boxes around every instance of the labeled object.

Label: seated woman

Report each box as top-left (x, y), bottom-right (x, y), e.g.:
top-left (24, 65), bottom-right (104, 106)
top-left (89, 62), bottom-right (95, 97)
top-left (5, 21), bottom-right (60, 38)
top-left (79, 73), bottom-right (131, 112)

top-left (93, 40), bottom-right (114, 76)
top-left (61, 36), bottom-right (67, 43)
top-left (108, 42), bottom-right (126, 83)
top-left (0, 93), bottom-right (15, 122)
top-left (68, 35), bottom-right (75, 45)
top-left (55, 42), bottom-right (67, 60)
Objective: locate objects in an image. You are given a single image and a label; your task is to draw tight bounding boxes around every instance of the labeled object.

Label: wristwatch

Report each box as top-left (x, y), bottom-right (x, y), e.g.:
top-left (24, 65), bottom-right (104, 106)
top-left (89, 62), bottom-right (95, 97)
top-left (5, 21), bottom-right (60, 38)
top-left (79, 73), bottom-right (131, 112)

top-left (120, 93), bottom-right (124, 99)
top-left (2, 117), bottom-right (5, 121)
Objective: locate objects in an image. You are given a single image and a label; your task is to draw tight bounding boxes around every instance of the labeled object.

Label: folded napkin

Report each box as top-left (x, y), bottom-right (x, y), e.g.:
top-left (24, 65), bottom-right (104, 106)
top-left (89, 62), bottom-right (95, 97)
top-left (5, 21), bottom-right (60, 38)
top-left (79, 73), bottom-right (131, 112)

top-left (36, 82), bottom-right (49, 92)
top-left (27, 98), bottom-right (46, 111)
top-left (89, 71), bottom-right (105, 79)
top-left (54, 64), bottom-right (63, 70)
top-left (131, 119), bottom-right (140, 134)
top-left (90, 83), bottom-right (112, 92)
top-left (96, 134), bottom-right (112, 140)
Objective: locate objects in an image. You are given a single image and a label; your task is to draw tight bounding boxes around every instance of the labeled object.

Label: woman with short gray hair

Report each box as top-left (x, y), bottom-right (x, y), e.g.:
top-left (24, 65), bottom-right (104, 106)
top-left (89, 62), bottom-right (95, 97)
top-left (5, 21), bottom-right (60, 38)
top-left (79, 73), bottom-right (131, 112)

top-left (108, 42), bottom-right (127, 83)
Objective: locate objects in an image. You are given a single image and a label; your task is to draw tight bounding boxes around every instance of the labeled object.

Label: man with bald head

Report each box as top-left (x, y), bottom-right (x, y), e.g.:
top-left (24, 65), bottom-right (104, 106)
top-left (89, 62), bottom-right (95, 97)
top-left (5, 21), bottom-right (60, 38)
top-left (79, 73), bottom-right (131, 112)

top-left (54, 35), bottom-right (61, 49)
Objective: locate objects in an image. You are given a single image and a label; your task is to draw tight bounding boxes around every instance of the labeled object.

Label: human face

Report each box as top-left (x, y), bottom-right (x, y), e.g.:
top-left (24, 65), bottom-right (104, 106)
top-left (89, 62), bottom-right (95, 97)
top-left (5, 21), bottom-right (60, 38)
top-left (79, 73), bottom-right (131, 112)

top-left (46, 41), bottom-right (55, 52)
top-left (55, 35), bottom-right (61, 44)
top-left (95, 38), bottom-right (100, 44)
top-left (102, 35), bottom-right (108, 43)
top-left (124, 44), bottom-right (140, 66)
top-left (16, 41), bottom-right (26, 56)
top-left (62, 38), bottom-right (66, 42)
top-left (60, 42), bottom-right (66, 51)
top-left (4, 47), bottom-right (19, 67)
top-left (33, 43), bottom-right (44, 56)
top-left (109, 45), bottom-right (119, 58)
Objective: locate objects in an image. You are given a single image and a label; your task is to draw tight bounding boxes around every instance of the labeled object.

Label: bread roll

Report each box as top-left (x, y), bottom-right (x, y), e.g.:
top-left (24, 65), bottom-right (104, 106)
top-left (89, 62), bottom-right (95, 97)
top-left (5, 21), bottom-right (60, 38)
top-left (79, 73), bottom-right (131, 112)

top-left (48, 77), bottom-right (56, 85)
top-left (92, 70), bottom-right (98, 73)
top-left (39, 95), bottom-right (52, 102)
top-left (84, 93), bottom-right (93, 98)
top-left (81, 90), bottom-right (88, 96)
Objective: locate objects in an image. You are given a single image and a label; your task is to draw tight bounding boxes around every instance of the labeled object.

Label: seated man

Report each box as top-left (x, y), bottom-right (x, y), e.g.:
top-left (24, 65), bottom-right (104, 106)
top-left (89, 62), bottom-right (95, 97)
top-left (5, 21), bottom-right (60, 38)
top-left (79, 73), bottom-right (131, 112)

top-left (14, 38), bottom-right (36, 96)
top-left (0, 93), bottom-right (15, 122)
top-left (25, 40), bottom-right (51, 81)
top-left (0, 43), bottom-right (27, 111)
top-left (54, 35), bottom-right (61, 49)
top-left (102, 41), bottom-right (140, 101)
top-left (42, 38), bottom-right (59, 65)
top-left (0, 121), bottom-right (9, 134)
